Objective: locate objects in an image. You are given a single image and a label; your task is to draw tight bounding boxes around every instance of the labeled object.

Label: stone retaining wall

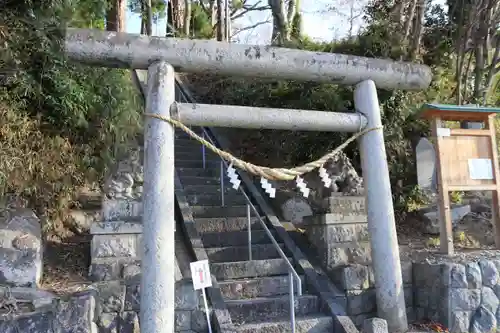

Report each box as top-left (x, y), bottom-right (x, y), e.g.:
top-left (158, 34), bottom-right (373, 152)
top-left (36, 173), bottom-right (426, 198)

top-left (95, 279), bottom-right (208, 333)
top-left (330, 262), bottom-right (415, 327)
top-left (413, 256), bottom-right (500, 333)
top-left (0, 279), bottom-right (208, 333)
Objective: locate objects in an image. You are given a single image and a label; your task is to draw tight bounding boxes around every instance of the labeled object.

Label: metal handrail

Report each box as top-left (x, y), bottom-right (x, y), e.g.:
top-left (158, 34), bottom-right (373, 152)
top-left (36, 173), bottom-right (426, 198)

top-left (175, 79), bottom-right (301, 332)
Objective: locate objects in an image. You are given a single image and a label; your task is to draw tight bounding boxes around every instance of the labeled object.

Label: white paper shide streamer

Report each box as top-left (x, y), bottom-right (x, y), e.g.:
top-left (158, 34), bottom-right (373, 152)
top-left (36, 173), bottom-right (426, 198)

top-left (227, 164), bottom-right (241, 190)
top-left (295, 176), bottom-right (310, 198)
top-left (260, 177), bottom-right (276, 198)
top-left (318, 166), bottom-right (332, 188)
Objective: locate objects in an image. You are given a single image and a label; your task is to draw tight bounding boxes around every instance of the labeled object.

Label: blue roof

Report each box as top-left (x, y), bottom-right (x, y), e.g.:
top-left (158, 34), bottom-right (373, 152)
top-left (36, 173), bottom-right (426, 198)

top-left (421, 103), bottom-right (500, 113)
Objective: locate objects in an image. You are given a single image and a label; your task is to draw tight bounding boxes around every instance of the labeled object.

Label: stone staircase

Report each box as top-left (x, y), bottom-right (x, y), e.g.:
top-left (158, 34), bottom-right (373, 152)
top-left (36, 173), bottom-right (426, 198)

top-left (174, 129), bottom-right (335, 332)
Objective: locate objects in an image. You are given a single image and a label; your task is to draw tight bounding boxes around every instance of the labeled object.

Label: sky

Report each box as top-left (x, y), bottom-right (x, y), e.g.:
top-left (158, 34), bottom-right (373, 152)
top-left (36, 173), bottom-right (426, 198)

top-left (126, 0), bottom-right (447, 44)
top-left (126, 0), bottom-right (369, 44)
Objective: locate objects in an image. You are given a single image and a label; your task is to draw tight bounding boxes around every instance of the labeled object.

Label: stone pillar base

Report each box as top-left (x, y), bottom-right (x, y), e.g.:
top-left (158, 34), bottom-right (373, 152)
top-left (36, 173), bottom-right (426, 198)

top-left (305, 195), bottom-right (371, 270)
top-left (89, 199), bottom-right (143, 281)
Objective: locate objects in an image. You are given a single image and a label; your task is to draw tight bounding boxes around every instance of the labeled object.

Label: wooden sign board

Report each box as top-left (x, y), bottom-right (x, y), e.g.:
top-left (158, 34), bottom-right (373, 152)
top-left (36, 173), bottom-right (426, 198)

top-left (419, 103), bottom-right (500, 255)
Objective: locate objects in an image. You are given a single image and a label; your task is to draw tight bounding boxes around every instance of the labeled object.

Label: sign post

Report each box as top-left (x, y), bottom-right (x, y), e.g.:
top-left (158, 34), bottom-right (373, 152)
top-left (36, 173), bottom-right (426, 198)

top-left (419, 103), bottom-right (500, 255)
top-left (190, 260), bottom-right (213, 333)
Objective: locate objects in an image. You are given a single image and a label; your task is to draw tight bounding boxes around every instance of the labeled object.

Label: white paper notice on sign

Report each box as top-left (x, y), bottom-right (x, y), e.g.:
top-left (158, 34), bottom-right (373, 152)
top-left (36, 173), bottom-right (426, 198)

top-left (436, 128), bottom-right (451, 137)
top-left (190, 260), bottom-right (212, 290)
top-left (468, 158), bottom-right (494, 180)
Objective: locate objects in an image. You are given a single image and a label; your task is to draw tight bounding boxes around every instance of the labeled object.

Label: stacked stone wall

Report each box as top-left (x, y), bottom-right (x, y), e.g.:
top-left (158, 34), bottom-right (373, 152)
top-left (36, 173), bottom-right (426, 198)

top-left (413, 257), bottom-right (500, 333)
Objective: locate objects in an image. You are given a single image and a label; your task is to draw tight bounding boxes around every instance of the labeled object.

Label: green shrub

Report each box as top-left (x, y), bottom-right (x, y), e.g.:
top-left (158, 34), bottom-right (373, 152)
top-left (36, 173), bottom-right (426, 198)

top-left (0, 0), bottom-right (143, 231)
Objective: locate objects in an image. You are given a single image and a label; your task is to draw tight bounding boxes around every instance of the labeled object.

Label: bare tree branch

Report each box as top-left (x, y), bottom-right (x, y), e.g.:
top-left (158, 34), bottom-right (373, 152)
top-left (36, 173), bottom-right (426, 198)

top-left (231, 1), bottom-right (270, 21)
top-left (231, 19), bottom-right (271, 37)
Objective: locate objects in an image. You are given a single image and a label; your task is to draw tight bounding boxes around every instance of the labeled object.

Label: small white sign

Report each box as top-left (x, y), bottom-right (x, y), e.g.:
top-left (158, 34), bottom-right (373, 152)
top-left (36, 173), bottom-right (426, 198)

top-left (468, 158), bottom-right (494, 180)
top-left (189, 259), bottom-right (213, 333)
top-left (436, 128), bottom-right (451, 137)
top-left (190, 260), bottom-right (212, 290)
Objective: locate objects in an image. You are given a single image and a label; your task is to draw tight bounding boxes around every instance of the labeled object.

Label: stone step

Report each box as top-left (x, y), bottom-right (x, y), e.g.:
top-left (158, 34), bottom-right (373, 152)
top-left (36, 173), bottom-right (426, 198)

top-left (211, 258), bottom-right (292, 280)
top-left (175, 159), bottom-right (221, 169)
top-left (177, 175), bottom-right (222, 186)
top-left (186, 193), bottom-right (247, 206)
top-left (176, 167), bottom-right (218, 178)
top-left (235, 315), bottom-right (334, 333)
top-left (175, 142), bottom-right (211, 151)
top-left (226, 295), bottom-right (319, 324)
top-left (219, 275), bottom-right (304, 300)
top-left (201, 230), bottom-right (276, 247)
top-left (182, 184), bottom-right (238, 196)
top-left (174, 140), bottom-right (202, 150)
top-left (195, 217), bottom-right (263, 233)
top-left (205, 243), bottom-right (286, 262)
top-left (175, 129), bottom-right (203, 137)
top-left (175, 151), bottom-right (220, 161)
top-left (191, 205), bottom-right (250, 218)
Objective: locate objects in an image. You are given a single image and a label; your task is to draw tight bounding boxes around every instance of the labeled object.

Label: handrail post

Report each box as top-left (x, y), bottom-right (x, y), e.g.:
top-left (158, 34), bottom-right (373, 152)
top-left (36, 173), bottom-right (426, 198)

top-left (289, 271), bottom-right (296, 333)
top-left (296, 275), bottom-right (302, 297)
top-left (220, 160), bottom-right (225, 207)
top-left (247, 204), bottom-right (252, 261)
top-left (140, 61), bottom-right (175, 333)
top-left (202, 132), bottom-right (206, 169)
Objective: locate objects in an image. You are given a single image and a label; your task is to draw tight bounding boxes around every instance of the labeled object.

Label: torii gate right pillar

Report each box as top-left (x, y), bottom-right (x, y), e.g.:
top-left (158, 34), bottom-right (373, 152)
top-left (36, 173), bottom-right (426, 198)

top-left (355, 80), bottom-right (408, 332)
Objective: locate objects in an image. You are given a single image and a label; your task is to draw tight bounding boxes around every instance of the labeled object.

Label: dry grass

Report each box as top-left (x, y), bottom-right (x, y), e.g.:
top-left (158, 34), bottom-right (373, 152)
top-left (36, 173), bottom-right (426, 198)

top-left (0, 102), bottom-right (86, 227)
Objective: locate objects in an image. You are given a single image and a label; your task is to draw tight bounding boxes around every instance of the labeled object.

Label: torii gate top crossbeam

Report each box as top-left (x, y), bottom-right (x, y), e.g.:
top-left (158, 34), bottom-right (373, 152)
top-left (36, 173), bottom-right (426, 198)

top-left (65, 28), bottom-right (432, 91)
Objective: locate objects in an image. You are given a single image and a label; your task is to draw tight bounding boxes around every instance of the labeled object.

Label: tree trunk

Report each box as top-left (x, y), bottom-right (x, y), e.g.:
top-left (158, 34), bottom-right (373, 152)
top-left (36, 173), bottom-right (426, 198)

top-left (225, 0), bottom-right (230, 41)
top-left (166, 1), bottom-right (174, 36)
top-left (183, 0), bottom-right (192, 36)
top-left (391, 0), bottom-right (407, 28)
top-left (106, 0), bottom-right (126, 32)
top-left (217, 0), bottom-right (224, 41)
top-left (291, 0), bottom-right (302, 39)
top-left (145, 0), bottom-right (153, 36)
top-left (471, 0), bottom-right (495, 103)
top-left (166, 0), bottom-right (186, 36)
top-left (402, 0), bottom-right (417, 43)
top-left (409, 0), bottom-right (425, 60)
top-left (484, 34), bottom-right (500, 102)
top-left (269, 0), bottom-right (289, 45)
top-left (209, 0), bottom-right (217, 27)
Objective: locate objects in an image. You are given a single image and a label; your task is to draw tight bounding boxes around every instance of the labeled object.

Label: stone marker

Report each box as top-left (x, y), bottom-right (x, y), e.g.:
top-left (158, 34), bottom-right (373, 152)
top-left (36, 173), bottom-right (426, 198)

top-left (416, 137), bottom-right (437, 192)
top-left (363, 318), bottom-right (388, 333)
top-left (0, 209), bottom-right (42, 287)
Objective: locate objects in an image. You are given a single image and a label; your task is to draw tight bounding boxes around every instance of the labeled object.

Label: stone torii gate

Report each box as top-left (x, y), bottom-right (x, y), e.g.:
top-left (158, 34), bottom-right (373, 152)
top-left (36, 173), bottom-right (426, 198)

top-left (65, 28), bottom-right (432, 333)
